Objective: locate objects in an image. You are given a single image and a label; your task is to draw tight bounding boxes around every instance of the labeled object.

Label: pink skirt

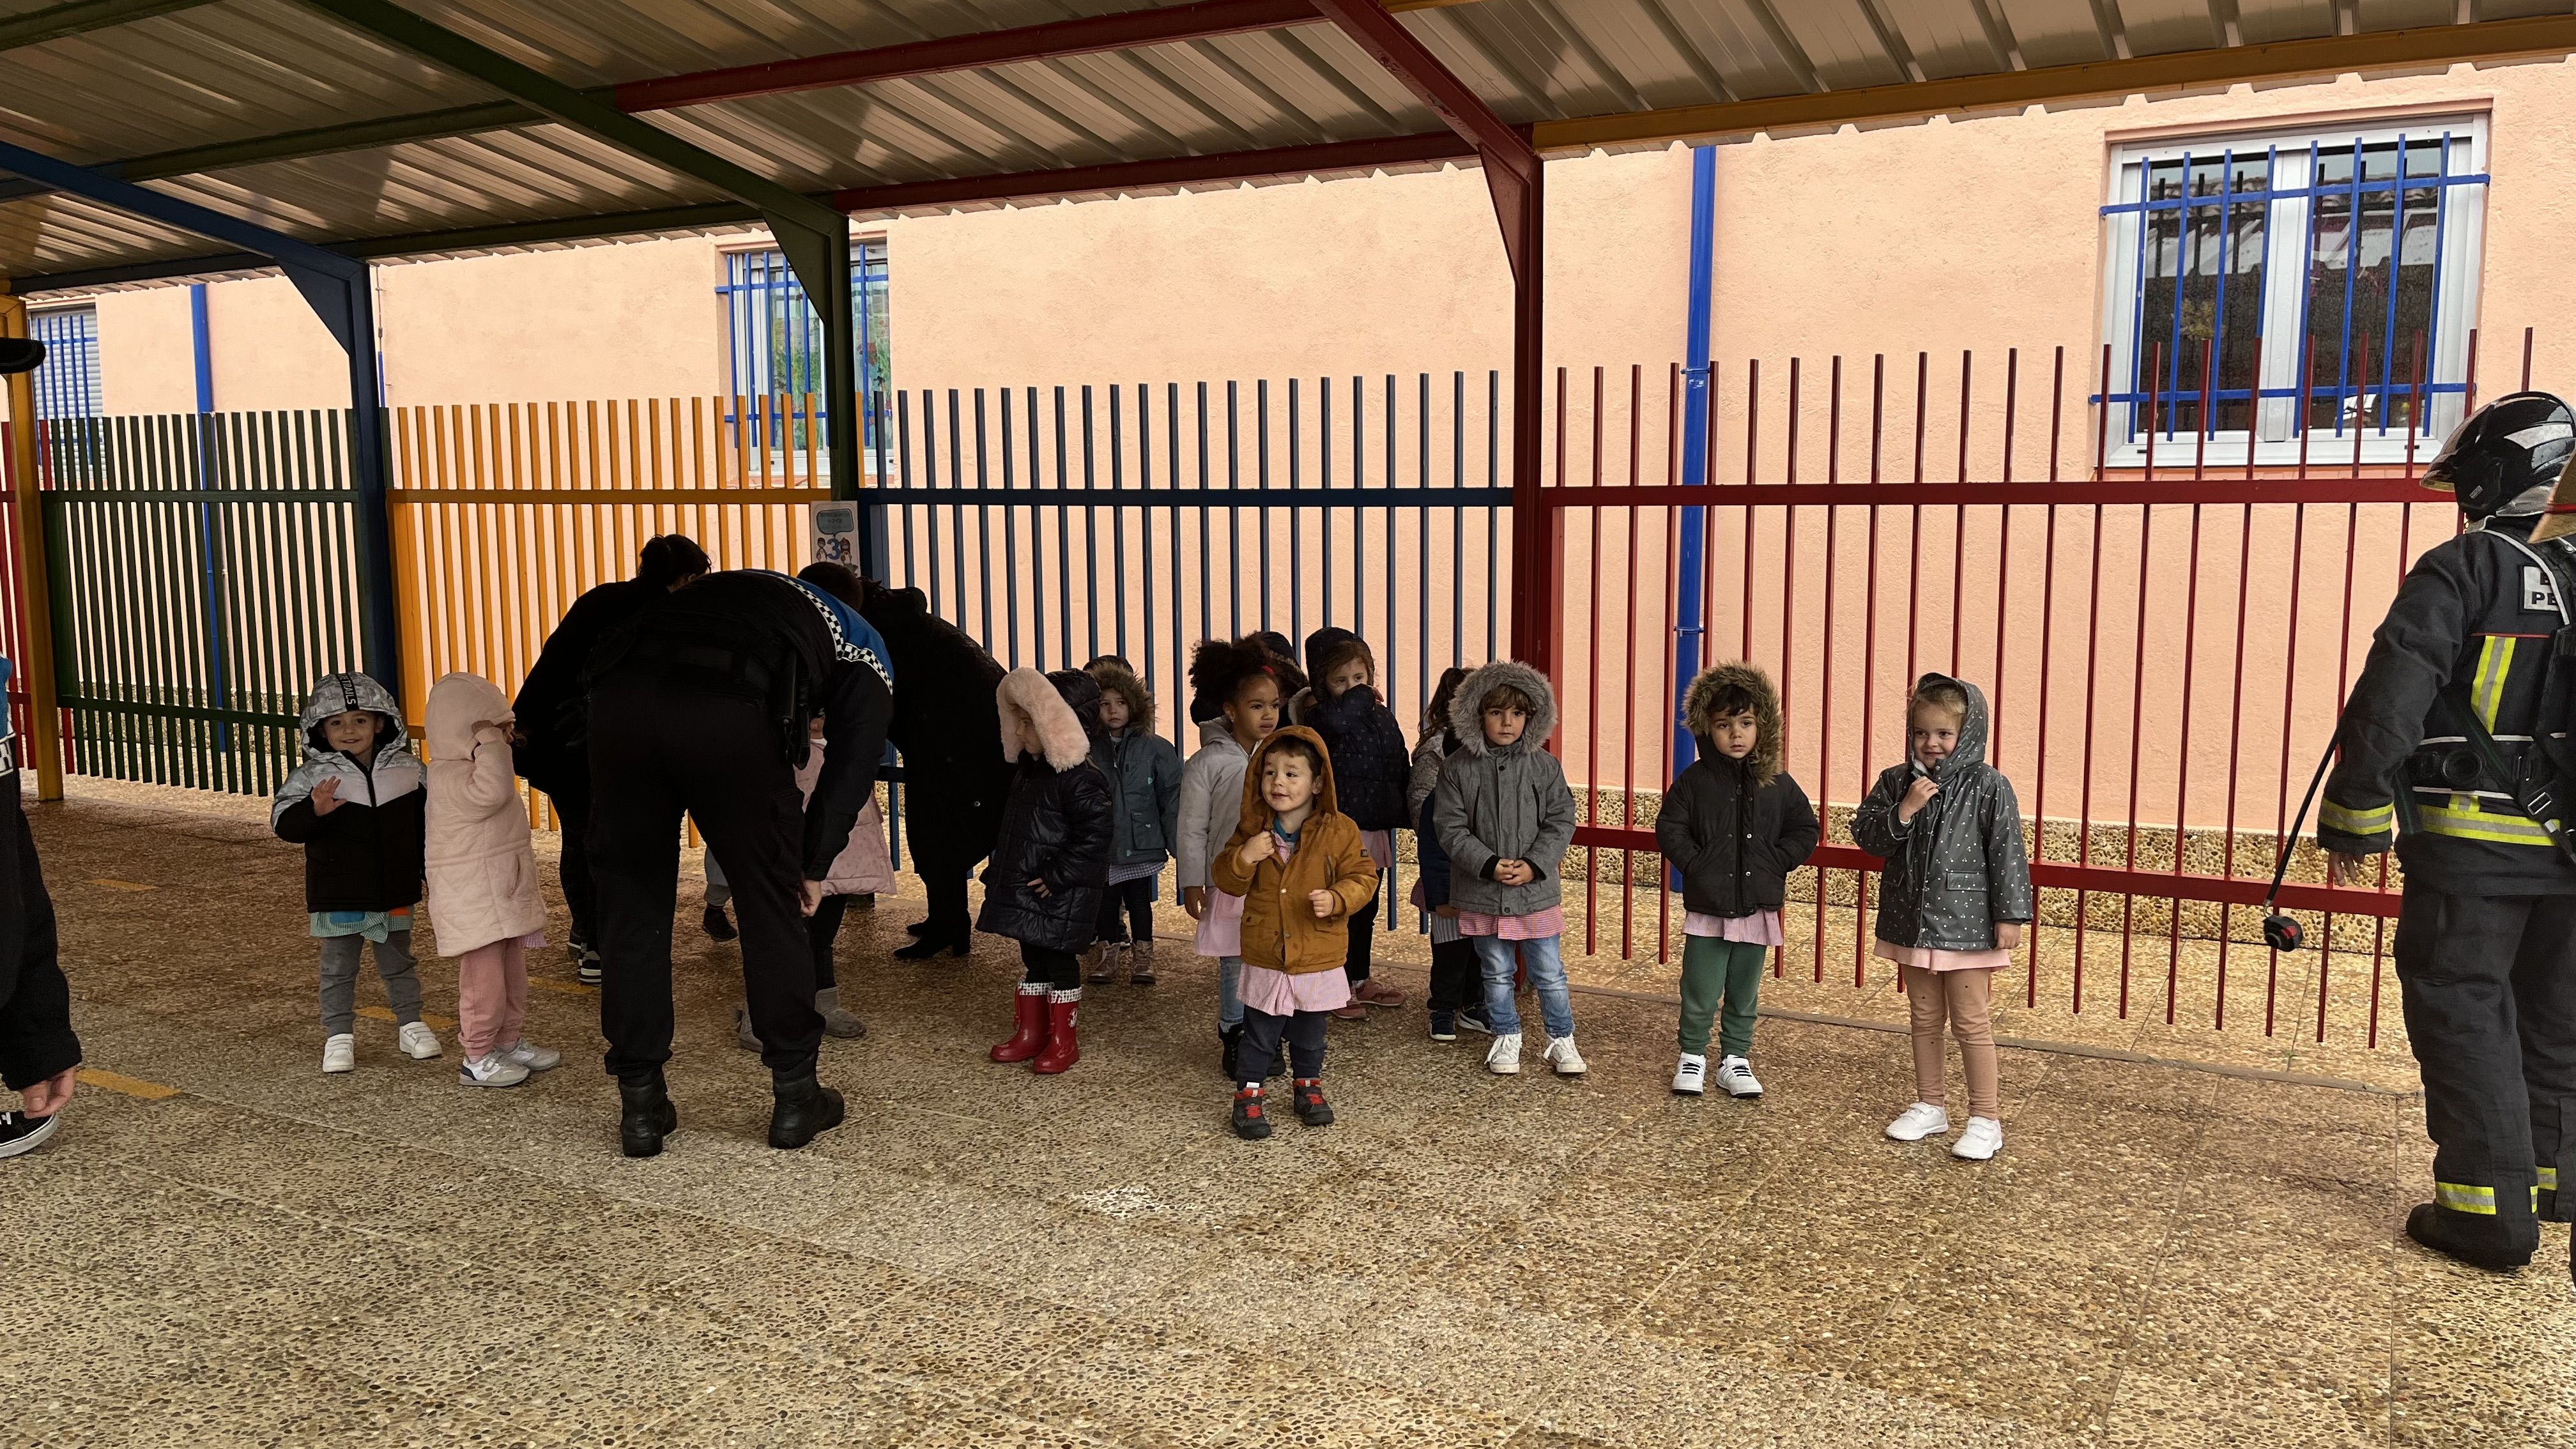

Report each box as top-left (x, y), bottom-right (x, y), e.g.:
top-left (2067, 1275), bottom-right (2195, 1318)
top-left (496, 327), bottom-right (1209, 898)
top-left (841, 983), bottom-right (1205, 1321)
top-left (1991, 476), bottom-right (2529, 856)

top-left (1238, 963), bottom-right (1354, 1015)
top-left (1454, 904), bottom-right (1567, 940)
top-left (1193, 887), bottom-right (1245, 957)
top-left (1358, 829), bottom-right (1395, 871)
top-left (1874, 939), bottom-right (2011, 974)
top-left (1684, 910), bottom-right (1782, 946)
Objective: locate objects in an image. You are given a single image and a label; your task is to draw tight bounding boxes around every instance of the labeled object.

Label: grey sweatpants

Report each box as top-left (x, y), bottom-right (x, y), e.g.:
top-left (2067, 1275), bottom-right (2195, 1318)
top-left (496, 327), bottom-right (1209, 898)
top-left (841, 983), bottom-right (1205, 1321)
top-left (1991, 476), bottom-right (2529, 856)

top-left (318, 930), bottom-right (423, 1036)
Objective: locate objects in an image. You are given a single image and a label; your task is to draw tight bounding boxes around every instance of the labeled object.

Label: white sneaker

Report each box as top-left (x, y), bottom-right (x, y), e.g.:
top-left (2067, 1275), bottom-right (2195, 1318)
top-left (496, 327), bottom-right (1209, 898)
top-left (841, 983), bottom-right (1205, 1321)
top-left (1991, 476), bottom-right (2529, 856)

top-left (458, 1053), bottom-right (531, 1089)
top-left (321, 1033), bottom-right (355, 1075)
top-left (1485, 1032), bottom-right (1522, 1075)
top-left (1541, 1036), bottom-right (1587, 1078)
top-left (397, 1022), bottom-right (443, 1060)
top-left (1715, 1055), bottom-right (1763, 1100)
top-left (1885, 1101), bottom-right (1952, 1141)
top-left (1671, 1053), bottom-right (1706, 1097)
top-left (502, 1039), bottom-right (562, 1072)
top-left (1951, 1117), bottom-right (2004, 1160)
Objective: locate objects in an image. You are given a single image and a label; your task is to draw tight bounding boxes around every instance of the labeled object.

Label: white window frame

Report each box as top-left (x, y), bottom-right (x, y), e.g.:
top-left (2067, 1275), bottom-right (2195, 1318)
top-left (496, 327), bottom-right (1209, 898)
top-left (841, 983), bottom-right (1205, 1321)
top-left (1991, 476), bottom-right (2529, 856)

top-left (2098, 114), bottom-right (2488, 468)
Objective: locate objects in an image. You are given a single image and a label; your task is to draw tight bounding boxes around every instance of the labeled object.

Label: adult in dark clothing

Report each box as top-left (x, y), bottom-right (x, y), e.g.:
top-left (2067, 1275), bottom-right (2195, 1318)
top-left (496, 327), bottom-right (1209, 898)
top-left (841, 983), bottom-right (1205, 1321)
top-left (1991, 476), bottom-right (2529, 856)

top-left (855, 582), bottom-right (1014, 960)
top-left (513, 535), bottom-right (709, 983)
top-left (981, 668), bottom-right (1116, 1075)
top-left (0, 657), bottom-right (77, 1159)
top-left (2317, 392), bottom-right (2576, 1281)
top-left (585, 570), bottom-right (893, 1156)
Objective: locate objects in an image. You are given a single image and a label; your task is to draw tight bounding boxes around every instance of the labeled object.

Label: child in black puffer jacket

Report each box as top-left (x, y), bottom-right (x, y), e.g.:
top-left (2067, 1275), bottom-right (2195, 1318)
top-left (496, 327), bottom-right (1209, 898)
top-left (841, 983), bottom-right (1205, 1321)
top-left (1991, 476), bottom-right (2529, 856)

top-left (1655, 663), bottom-right (1818, 1102)
top-left (981, 668), bottom-right (1116, 1077)
top-left (1297, 629), bottom-right (1411, 1015)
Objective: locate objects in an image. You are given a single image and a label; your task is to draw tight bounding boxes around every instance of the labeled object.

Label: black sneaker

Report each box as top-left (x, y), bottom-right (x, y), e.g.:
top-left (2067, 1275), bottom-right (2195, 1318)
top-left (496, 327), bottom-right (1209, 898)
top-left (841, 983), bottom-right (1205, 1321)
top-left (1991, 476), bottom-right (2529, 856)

top-left (574, 947), bottom-right (603, 987)
top-left (702, 905), bottom-right (738, 942)
top-left (0, 1108), bottom-right (63, 1159)
top-left (1455, 1007), bottom-right (1493, 1036)
top-left (1427, 1011), bottom-right (1458, 1042)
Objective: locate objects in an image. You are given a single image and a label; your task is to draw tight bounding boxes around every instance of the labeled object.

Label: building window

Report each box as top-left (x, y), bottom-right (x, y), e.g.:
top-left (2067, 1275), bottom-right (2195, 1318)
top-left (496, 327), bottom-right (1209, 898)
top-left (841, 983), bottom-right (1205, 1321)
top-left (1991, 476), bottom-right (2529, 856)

top-left (2099, 116), bottom-right (2487, 465)
top-left (719, 241), bottom-right (891, 472)
top-left (27, 305), bottom-right (101, 419)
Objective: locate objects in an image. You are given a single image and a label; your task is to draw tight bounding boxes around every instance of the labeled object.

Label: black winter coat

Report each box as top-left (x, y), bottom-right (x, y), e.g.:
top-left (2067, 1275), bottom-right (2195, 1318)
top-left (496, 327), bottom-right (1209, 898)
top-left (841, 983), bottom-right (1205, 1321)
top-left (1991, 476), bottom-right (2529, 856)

top-left (513, 577), bottom-right (663, 795)
top-left (275, 786), bottom-right (427, 914)
top-left (1656, 753), bottom-right (1819, 917)
top-left (977, 756), bottom-right (1116, 953)
top-left (862, 586), bottom-right (1013, 874)
top-left (1305, 686), bottom-right (1411, 831)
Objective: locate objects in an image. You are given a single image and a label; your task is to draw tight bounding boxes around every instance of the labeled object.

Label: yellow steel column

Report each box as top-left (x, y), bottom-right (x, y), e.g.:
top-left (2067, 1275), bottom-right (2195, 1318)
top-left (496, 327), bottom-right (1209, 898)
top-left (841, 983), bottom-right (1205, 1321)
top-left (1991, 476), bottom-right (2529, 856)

top-left (0, 283), bottom-right (65, 801)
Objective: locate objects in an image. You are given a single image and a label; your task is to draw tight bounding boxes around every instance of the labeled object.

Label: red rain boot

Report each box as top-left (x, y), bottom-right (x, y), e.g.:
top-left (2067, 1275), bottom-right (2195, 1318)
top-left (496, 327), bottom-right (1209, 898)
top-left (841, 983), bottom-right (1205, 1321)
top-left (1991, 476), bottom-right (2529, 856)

top-left (990, 983), bottom-right (1050, 1063)
top-left (1031, 988), bottom-right (1082, 1075)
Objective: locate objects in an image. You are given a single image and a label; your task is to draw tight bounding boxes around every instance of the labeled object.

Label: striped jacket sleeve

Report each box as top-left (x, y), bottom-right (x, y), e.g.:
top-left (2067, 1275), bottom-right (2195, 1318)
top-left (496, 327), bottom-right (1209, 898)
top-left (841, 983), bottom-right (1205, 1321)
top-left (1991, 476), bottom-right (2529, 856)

top-left (2319, 540), bottom-right (2480, 855)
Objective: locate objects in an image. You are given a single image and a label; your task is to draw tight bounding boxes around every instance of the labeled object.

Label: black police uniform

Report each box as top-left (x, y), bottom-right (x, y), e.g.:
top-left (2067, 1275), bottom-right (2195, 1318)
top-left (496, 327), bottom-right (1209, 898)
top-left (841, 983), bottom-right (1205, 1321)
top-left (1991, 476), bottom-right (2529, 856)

top-left (2320, 395), bottom-right (2576, 1271)
top-left (585, 572), bottom-right (891, 1097)
top-left (0, 664), bottom-right (77, 1109)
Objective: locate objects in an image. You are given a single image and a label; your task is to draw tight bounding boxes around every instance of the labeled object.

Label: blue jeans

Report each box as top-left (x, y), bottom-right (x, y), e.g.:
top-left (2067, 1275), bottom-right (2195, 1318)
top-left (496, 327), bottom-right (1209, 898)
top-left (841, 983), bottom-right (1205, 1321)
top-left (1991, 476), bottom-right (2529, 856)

top-left (1218, 954), bottom-right (1244, 1029)
top-left (1471, 933), bottom-right (1574, 1040)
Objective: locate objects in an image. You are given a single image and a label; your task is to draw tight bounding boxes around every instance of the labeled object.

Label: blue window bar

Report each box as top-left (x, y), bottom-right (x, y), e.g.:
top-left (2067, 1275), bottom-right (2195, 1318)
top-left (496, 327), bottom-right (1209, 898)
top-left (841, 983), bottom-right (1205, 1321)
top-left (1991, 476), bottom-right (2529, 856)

top-left (27, 305), bottom-right (101, 419)
top-left (717, 241), bottom-right (892, 474)
top-left (2097, 119), bottom-right (2488, 464)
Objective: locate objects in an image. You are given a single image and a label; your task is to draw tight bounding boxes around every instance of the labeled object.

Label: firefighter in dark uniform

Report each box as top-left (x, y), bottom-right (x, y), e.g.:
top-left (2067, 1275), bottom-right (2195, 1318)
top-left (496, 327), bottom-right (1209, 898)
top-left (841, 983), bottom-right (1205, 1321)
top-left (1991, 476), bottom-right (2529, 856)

top-left (585, 569), bottom-right (893, 1158)
top-left (2319, 391), bottom-right (2576, 1280)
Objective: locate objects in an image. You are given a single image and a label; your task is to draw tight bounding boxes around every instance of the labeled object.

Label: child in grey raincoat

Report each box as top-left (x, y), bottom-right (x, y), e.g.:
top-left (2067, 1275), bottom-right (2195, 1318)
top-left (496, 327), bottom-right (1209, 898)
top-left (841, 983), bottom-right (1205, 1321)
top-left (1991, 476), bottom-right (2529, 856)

top-left (272, 673), bottom-right (438, 1075)
top-left (1851, 673), bottom-right (2032, 1162)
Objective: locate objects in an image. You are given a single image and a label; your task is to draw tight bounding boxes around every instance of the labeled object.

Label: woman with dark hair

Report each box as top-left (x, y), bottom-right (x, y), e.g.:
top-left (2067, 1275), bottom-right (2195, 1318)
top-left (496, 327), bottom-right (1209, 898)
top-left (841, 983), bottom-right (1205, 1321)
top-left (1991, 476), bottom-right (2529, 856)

top-left (513, 535), bottom-right (709, 982)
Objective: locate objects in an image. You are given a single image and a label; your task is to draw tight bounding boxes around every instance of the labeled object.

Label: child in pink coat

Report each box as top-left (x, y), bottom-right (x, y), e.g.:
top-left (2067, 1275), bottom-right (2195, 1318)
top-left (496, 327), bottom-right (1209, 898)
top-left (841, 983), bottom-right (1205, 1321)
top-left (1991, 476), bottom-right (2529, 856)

top-left (424, 672), bottom-right (558, 1089)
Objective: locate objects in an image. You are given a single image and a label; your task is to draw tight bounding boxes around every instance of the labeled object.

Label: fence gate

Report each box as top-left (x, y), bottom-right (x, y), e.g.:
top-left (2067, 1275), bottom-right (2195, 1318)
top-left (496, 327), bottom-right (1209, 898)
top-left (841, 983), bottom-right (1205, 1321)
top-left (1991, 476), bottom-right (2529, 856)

top-left (40, 410), bottom-right (367, 795)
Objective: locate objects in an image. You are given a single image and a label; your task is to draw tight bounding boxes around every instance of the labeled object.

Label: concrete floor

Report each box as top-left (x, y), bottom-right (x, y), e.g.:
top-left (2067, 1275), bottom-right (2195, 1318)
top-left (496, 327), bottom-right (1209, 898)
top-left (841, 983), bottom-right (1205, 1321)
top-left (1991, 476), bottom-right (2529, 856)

top-left (8, 779), bottom-right (2574, 1448)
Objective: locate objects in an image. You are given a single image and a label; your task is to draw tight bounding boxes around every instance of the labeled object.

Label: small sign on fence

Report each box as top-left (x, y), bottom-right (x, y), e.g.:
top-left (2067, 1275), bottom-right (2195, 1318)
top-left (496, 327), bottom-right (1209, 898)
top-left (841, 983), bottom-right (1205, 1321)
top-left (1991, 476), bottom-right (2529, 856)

top-left (808, 502), bottom-right (858, 570)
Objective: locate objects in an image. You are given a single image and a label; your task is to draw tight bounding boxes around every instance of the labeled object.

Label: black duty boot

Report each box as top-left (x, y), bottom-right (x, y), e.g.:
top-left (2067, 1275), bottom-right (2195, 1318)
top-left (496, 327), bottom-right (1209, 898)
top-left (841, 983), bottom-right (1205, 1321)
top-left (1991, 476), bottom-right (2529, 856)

top-left (618, 1073), bottom-right (678, 1159)
top-left (1220, 1025), bottom-right (1243, 1080)
top-left (769, 1071), bottom-right (847, 1150)
top-left (702, 904), bottom-right (738, 942)
top-left (2405, 1202), bottom-right (2531, 1272)
top-left (893, 930), bottom-right (969, 961)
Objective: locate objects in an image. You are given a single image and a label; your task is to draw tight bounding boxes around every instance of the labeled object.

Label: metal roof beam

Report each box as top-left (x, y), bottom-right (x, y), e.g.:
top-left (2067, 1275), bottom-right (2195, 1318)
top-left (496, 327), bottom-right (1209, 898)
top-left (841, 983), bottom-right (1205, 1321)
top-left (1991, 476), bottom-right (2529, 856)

top-left (0, 0), bottom-right (216, 52)
top-left (829, 129), bottom-right (1471, 213)
top-left (1532, 11), bottom-right (2576, 151)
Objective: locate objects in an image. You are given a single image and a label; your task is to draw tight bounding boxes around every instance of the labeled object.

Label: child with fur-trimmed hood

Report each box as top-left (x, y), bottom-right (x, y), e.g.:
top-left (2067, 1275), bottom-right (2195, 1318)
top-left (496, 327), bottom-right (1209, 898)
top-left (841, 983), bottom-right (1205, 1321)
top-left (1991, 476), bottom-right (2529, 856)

top-left (1432, 659), bottom-right (1584, 1078)
top-left (1655, 663), bottom-right (1819, 1101)
top-left (981, 668), bottom-right (1117, 1076)
top-left (272, 672), bottom-right (438, 1075)
top-left (1083, 659), bottom-right (1183, 986)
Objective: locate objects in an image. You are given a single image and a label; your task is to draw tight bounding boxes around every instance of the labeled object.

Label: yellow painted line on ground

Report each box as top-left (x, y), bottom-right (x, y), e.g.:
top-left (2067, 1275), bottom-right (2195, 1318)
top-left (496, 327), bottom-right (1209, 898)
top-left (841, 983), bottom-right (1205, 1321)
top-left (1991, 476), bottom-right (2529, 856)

top-left (527, 976), bottom-right (595, 995)
top-left (88, 878), bottom-right (154, 891)
top-left (77, 1068), bottom-right (180, 1100)
top-left (356, 1006), bottom-right (458, 1031)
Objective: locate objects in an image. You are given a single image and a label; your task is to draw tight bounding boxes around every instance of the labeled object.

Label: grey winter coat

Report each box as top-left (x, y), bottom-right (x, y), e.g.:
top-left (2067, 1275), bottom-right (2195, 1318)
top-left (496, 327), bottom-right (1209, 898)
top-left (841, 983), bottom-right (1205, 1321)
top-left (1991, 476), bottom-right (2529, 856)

top-left (1095, 727), bottom-right (1184, 871)
top-left (1434, 660), bottom-right (1578, 919)
top-left (1848, 673), bottom-right (2034, 951)
top-left (1175, 718), bottom-right (1248, 892)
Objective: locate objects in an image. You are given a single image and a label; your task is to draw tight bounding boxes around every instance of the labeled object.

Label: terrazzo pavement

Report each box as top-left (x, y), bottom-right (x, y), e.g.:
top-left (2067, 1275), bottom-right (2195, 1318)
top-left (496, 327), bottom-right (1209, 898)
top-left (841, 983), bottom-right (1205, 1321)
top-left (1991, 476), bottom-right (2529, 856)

top-left (6, 779), bottom-right (2572, 1448)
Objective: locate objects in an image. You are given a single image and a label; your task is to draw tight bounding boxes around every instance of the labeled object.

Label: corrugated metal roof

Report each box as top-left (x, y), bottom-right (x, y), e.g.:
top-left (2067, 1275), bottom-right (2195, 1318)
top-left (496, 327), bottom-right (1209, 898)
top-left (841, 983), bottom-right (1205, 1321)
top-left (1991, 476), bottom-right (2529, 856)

top-left (1, 0), bottom-right (2564, 289)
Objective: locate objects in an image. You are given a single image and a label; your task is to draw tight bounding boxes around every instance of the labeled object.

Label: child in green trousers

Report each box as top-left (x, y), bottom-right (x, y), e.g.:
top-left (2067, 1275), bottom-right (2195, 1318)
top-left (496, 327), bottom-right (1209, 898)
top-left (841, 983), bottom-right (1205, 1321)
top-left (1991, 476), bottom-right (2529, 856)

top-left (1655, 663), bottom-right (1818, 1099)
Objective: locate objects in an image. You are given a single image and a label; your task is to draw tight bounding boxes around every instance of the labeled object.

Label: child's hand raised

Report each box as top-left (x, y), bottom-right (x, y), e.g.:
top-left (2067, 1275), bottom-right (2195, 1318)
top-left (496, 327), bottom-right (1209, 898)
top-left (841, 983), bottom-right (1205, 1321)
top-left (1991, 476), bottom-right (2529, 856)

top-left (310, 778), bottom-right (342, 816)
top-left (1308, 889), bottom-right (1336, 919)
top-left (1236, 832), bottom-right (1276, 867)
top-left (1897, 776), bottom-right (1940, 823)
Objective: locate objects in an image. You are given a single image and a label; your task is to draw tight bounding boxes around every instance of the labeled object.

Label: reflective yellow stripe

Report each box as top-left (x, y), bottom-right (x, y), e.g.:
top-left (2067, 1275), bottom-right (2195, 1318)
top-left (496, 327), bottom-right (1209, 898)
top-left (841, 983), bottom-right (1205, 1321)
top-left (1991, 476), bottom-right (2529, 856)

top-left (2320, 799), bottom-right (2394, 836)
top-left (2418, 801), bottom-right (2560, 847)
top-left (2541, 1166), bottom-right (2559, 1191)
top-left (2435, 1181), bottom-right (2498, 1215)
top-left (2471, 636), bottom-right (2513, 728)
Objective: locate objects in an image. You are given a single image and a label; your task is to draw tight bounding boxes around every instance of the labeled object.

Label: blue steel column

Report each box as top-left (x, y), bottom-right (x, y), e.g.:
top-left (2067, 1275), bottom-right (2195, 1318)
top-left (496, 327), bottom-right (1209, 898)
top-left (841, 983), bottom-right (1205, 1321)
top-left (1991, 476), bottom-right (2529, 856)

top-left (189, 284), bottom-right (232, 750)
top-left (1673, 144), bottom-right (1716, 774)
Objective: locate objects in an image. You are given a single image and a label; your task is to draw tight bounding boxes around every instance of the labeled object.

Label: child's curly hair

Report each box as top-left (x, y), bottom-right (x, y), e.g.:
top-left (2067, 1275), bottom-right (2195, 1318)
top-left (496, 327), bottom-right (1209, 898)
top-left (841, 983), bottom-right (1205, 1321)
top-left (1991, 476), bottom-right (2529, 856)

top-left (1189, 636), bottom-right (1303, 709)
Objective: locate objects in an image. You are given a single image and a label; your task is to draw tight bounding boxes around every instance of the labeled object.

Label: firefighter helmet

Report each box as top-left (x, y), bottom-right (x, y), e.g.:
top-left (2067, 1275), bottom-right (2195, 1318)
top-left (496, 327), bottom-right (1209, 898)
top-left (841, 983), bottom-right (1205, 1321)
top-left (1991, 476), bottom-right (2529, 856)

top-left (2424, 391), bottom-right (2574, 525)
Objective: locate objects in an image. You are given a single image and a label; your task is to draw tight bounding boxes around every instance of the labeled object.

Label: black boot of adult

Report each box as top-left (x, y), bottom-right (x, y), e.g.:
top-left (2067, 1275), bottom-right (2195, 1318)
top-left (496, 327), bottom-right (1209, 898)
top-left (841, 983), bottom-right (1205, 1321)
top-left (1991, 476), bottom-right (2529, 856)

top-left (770, 1070), bottom-right (847, 1149)
top-left (2405, 1202), bottom-right (2531, 1272)
top-left (618, 1072), bottom-right (678, 1158)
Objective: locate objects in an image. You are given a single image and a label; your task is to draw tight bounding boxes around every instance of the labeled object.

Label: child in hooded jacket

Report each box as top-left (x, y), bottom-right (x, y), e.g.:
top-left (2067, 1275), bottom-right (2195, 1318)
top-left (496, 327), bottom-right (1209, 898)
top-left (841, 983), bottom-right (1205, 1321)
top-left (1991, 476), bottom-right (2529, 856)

top-left (1434, 660), bottom-right (1584, 1077)
top-left (1655, 663), bottom-right (1818, 1101)
top-left (1851, 673), bottom-right (2032, 1162)
top-left (1085, 659), bottom-right (1183, 987)
top-left (1210, 728), bottom-right (1379, 1138)
top-left (273, 673), bottom-right (438, 1075)
top-left (1409, 666), bottom-right (1478, 1039)
top-left (1176, 638), bottom-right (1299, 1078)
top-left (1296, 628), bottom-right (1411, 1016)
top-left (423, 671), bottom-right (560, 1089)
top-left (981, 668), bottom-right (1117, 1076)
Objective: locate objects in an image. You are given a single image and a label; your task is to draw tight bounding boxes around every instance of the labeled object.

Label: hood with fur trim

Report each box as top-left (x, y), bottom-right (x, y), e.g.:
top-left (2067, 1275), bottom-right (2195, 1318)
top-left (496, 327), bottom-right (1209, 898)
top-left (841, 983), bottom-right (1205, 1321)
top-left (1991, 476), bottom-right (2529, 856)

top-left (1683, 662), bottom-right (1784, 787)
top-left (1446, 659), bottom-right (1558, 758)
top-left (1085, 659), bottom-right (1155, 735)
top-left (997, 666), bottom-right (1101, 771)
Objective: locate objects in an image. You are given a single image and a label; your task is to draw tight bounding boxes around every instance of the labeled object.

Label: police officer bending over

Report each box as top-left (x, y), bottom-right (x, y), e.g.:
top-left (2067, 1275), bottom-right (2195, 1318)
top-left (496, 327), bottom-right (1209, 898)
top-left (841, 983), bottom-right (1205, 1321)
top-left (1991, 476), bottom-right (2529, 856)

top-left (2320, 392), bottom-right (2576, 1280)
top-left (585, 569), bottom-right (892, 1157)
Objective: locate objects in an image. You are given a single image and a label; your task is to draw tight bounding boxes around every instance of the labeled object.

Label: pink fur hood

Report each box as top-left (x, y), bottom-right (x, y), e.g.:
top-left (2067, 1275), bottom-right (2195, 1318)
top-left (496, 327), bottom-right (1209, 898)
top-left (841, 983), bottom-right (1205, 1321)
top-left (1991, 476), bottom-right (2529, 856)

top-left (997, 666), bottom-right (1097, 771)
